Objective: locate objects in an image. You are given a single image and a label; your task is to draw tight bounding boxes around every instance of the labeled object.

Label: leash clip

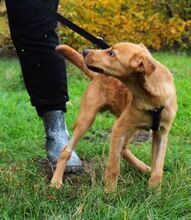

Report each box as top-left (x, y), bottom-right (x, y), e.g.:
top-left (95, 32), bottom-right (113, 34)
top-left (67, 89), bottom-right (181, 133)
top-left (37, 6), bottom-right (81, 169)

top-left (95, 36), bottom-right (110, 49)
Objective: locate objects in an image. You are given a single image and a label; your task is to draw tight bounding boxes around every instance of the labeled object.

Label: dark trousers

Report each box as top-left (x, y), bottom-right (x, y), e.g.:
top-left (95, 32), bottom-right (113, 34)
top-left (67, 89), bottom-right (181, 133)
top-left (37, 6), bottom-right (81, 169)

top-left (5, 0), bottom-right (69, 116)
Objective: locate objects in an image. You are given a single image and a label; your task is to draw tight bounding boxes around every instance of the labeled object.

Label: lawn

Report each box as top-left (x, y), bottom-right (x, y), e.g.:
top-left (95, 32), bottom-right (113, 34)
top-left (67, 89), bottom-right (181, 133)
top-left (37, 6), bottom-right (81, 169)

top-left (0, 52), bottom-right (191, 220)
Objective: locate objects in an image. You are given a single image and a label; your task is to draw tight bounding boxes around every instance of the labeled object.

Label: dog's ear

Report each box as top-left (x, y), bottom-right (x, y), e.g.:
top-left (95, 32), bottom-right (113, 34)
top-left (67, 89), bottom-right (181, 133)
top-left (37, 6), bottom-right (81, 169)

top-left (129, 54), bottom-right (156, 75)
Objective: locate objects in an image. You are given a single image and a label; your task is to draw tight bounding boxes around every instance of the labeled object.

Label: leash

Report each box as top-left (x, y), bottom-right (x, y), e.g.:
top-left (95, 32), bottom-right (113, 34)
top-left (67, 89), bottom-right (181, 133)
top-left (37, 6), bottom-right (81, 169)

top-left (30, 0), bottom-right (110, 49)
top-left (149, 107), bottom-right (164, 131)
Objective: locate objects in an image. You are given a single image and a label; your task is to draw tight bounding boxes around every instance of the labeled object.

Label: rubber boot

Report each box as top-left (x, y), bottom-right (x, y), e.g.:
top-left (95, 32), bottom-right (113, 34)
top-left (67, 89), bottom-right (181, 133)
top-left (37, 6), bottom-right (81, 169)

top-left (43, 110), bottom-right (82, 172)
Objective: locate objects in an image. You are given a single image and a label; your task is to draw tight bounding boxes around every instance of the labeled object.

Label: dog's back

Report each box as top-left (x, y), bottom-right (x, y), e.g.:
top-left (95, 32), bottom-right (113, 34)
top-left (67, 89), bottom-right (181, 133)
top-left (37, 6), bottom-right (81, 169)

top-left (56, 44), bottom-right (132, 117)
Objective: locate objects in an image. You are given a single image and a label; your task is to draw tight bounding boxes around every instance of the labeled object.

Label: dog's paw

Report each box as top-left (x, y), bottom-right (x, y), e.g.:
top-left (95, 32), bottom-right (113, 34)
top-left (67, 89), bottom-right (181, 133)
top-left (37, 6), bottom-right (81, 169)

top-left (148, 174), bottom-right (162, 188)
top-left (140, 165), bottom-right (151, 173)
top-left (50, 181), bottom-right (63, 189)
top-left (104, 181), bottom-right (117, 193)
top-left (104, 186), bottom-right (116, 194)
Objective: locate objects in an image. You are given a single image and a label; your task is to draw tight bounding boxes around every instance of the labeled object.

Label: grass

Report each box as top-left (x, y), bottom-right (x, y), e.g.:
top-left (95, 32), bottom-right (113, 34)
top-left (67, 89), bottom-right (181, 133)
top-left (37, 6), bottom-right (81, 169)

top-left (0, 52), bottom-right (191, 220)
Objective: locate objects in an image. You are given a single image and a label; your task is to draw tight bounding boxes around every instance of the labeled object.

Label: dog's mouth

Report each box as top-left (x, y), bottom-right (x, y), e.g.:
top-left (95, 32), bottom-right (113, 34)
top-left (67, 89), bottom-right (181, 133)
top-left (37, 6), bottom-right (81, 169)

top-left (87, 65), bottom-right (119, 78)
top-left (87, 65), bottom-right (104, 74)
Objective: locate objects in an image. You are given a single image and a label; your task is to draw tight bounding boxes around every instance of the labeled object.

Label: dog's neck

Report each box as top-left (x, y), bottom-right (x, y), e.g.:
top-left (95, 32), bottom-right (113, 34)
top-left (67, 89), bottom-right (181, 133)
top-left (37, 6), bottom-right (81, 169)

top-left (121, 64), bottom-right (175, 111)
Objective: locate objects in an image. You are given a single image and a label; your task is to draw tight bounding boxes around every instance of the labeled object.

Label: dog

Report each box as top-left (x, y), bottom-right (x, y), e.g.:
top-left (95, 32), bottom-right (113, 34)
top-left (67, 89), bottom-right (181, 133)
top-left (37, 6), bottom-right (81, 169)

top-left (51, 43), bottom-right (177, 192)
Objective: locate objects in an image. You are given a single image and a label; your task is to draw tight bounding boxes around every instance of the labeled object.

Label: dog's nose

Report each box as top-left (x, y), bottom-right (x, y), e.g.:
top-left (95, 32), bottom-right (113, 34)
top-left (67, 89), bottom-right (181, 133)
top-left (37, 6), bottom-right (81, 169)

top-left (83, 49), bottom-right (89, 57)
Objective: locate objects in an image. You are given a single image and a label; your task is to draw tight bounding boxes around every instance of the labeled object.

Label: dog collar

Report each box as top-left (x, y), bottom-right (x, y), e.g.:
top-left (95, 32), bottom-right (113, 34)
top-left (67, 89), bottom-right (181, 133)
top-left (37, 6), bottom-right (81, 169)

top-left (148, 107), bottom-right (164, 131)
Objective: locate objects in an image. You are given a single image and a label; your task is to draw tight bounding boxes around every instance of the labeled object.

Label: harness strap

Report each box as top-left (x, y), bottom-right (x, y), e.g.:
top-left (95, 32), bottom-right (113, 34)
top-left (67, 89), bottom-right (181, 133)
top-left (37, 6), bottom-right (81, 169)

top-left (148, 107), bottom-right (164, 131)
top-left (30, 0), bottom-right (111, 49)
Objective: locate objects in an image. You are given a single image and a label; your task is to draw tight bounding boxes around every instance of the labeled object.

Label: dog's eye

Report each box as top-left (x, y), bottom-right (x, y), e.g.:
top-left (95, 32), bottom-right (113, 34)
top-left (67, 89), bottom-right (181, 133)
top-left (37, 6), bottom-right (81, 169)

top-left (108, 50), bottom-right (115, 57)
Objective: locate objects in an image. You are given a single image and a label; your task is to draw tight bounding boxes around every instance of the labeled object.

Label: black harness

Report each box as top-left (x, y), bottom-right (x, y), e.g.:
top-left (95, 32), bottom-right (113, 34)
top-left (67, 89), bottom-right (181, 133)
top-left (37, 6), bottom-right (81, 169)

top-left (149, 107), bottom-right (164, 131)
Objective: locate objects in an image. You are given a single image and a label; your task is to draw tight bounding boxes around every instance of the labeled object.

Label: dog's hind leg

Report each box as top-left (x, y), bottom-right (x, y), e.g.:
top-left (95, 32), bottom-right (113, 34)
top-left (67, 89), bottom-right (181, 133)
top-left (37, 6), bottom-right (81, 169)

top-left (50, 83), bottom-right (106, 188)
top-left (121, 134), bottom-right (151, 172)
top-left (122, 147), bottom-right (151, 172)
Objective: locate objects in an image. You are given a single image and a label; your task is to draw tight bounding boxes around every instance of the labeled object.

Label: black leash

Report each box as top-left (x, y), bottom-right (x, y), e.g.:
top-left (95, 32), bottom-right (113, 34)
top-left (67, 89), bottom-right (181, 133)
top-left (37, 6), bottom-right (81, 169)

top-left (30, 0), bottom-right (110, 49)
top-left (149, 107), bottom-right (164, 131)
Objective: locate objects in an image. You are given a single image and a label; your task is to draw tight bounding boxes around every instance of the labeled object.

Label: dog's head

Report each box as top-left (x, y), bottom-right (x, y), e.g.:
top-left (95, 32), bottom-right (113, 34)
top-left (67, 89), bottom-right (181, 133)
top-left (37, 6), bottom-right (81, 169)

top-left (83, 42), bottom-right (156, 79)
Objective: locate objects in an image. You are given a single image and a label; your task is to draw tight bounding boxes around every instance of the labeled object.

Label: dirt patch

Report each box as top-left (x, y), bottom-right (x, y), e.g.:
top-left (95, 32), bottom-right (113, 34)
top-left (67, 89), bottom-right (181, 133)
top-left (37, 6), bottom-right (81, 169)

top-left (34, 157), bottom-right (92, 183)
top-left (34, 130), bottom-right (150, 183)
top-left (132, 130), bottom-right (151, 145)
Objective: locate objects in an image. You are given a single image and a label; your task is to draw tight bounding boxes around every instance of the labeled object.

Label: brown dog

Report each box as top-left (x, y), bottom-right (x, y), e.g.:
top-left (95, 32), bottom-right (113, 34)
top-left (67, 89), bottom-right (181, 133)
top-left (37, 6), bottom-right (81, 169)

top-left (51, 43), bottom-right (177, 192)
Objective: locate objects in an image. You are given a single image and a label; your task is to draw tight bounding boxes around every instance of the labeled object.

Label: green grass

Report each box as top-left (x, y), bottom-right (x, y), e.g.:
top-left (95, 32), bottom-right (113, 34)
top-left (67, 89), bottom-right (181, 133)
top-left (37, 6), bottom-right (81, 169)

top-left (0, 52), bottom-right (191, 220)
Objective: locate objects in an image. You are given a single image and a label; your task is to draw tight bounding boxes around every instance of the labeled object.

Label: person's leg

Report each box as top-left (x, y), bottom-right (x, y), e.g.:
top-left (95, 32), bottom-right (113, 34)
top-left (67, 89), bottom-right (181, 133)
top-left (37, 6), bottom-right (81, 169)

top-left (43, 110), bottom-right (82, 171)
top-left (5, 0), bottom-right (82, 171)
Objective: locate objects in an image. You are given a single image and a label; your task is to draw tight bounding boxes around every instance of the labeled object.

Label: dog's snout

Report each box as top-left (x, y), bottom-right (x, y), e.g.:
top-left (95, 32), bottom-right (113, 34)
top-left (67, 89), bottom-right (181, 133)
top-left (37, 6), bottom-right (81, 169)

top-left (83, 49), bottom-right (89, 57)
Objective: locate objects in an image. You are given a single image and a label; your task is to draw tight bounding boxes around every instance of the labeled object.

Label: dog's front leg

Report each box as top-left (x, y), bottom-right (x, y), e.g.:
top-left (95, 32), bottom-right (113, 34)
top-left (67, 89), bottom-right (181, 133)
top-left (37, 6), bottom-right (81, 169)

top-left (50, 144), bottom-right (73, 188)
top-left (50, 87), bottom-right (106, 188)
top-left (149, 131), bottom-right (168, 187)
top-left (104, 118), bottom-right (135, 193)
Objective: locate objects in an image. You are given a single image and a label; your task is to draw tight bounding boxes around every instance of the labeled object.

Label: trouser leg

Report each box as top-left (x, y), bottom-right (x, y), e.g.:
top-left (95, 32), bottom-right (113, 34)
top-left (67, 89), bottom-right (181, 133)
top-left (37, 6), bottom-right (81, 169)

top-left (5, 0), bottom-right (68, 115)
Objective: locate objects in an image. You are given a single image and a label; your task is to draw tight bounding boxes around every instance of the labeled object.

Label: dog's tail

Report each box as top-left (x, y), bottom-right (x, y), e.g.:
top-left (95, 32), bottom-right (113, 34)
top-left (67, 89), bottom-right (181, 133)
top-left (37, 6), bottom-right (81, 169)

top-left (56, 45), bottom-right (97, 80)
